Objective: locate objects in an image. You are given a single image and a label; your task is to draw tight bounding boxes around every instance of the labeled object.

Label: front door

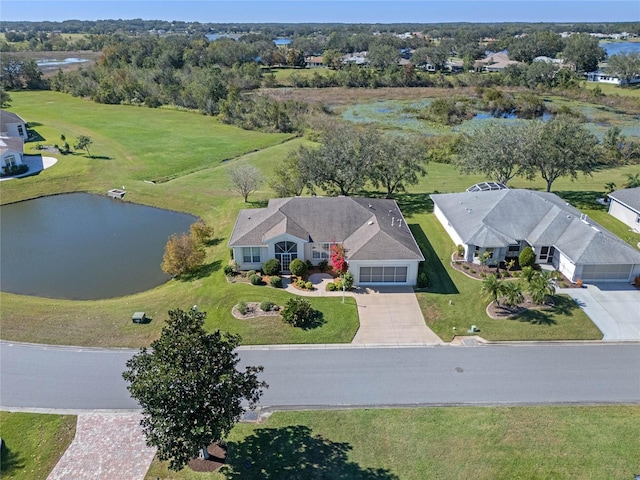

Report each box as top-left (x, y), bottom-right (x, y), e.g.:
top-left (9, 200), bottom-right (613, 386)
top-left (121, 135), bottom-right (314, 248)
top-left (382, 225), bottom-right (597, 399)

top-left (280, 253), bottom-right (292, 272)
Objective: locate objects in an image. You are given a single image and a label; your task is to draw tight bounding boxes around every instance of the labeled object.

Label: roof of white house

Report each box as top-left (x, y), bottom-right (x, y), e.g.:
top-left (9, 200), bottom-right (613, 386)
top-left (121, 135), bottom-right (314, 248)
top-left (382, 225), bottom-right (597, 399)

top-left (431, 189), bottom-right (640, 265)
top-left (608, 187), bottom-right (640, 213)
top-left (229, 196), bottom-right (424, 261)
top-left (0, 110), bottom-right (26, 126)
top-left (0, 135), bottom-right (24, 154)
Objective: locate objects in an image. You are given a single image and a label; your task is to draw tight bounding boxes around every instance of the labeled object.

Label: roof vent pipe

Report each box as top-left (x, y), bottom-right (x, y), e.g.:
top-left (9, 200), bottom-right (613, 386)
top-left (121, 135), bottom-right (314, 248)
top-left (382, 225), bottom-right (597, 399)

top-left (391, 217), bottom-right (395, 226)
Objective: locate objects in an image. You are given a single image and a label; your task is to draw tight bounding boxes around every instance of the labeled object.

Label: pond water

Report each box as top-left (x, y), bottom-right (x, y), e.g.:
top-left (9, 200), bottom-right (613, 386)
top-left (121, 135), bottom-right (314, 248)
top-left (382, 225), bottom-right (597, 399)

top-left (600, 41), bottom-right (640, 56)
top-left (0, 193), bottom-right (196, 300)
top-left (36, 57), bottom-right (89, 66)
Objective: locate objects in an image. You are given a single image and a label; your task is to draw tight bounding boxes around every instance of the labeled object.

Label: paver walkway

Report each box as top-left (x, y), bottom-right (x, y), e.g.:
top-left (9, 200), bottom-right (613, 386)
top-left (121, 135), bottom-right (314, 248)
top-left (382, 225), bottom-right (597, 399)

top-left (47, 413), bottom-right (156, 480)
top-left (284, 274), bottom-right (443, 345)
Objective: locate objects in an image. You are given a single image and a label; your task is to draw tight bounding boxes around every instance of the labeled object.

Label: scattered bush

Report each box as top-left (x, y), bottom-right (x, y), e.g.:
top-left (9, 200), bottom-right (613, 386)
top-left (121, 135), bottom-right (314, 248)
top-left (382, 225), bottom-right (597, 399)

top-left (237, 301), bottom-right (248, 315)
top-left (456, 245), bottom-right (465, 257)
top-left (327, 282), bottom-right (337, 291)
top-left (634, 276), bottom-right (640, 288)
top-left (519, 246), bottom-right (536, 269)
top-left (417, 271), bottom-right (429, 288)
top-left (269, 275), bottom-right (282, 288)
top-left (223, 265), bottom-right (234, 276)
top-left (462, 264), bottom-right (470, 270)
top-left (333, 280), bottom-right (343, 290)
top-left (249, 273), bottom-right (262, 285)
top-left (289, 258), bottom-right (307, 277)
top-left (480, 272), bottom-right (487, 278)
top-left (247, 270), bottom-right (256, 277)
top-left (262, 258), bottom-right (281, 276)
top-left (318, 259), bottom-right (329, 272)
top-left (305, 281), bottom-right (313, 290)
top-left (343, 272), bottom-right (354, 290)
top-left (280, 298), bottom-right (319, 328)
top-left (259, 301), bottom-right (273, 312)
top-left (469, 269), bottom-right (476, 274)
top-left (305, 259), bottom-right (313, 270)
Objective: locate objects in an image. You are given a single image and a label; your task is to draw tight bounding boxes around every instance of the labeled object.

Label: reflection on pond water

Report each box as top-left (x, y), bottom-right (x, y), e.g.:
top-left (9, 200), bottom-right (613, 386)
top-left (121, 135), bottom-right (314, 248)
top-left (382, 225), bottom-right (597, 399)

top-left (0, 193), bottom-right (196, 300)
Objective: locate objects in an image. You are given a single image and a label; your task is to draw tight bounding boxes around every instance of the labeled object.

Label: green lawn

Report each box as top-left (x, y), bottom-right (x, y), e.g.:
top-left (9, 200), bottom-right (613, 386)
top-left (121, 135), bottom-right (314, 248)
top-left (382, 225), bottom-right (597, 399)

top-left (145, 405), bottom-right (640, 479)
top-left (2, 89), bottom-right (639, 346)
top-left (0, 411), bottom-right (76, 480)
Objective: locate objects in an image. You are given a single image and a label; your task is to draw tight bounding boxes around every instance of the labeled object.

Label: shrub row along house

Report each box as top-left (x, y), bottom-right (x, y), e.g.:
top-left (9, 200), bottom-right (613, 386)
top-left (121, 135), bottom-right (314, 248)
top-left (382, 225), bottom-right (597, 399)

top-left (229, 196), bottom-right (424, 286)
top-left (431, 189), bottom-right (640, 283)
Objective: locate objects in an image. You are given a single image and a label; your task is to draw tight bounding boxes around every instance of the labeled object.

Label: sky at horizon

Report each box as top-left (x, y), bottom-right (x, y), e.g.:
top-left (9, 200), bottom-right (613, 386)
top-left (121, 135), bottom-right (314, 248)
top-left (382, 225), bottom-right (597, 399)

top-left (1, 1), bottom-right (639, 24)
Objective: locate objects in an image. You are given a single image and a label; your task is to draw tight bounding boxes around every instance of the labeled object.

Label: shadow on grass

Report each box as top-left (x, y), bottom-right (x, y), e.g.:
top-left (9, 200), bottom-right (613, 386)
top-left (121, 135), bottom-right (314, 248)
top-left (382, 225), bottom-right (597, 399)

top-left (513, 309), bottom-right (557, 326)
top-left (204, 237), bottom-right (224, 247)
top-left (394, 192), bottom-right (434, 216)
top-left (220, 425), bottom-right (399, 480)
top-left (0, 444), bottom-right (25, 475)
top-left (550, 295), bottom-right (579, 316)
top-left (180, 260), bottom-right (221, 281)
top-left (26, 128), bottom-right (45, 142)
top-left (297, 310), bottom-right (325, 330)
top-left (410, 224), bottom-right (458, 294)
top-left (88, 155), bottom-right (113, 160)
top-left (248, 199), bottom-right (268, 208)
top-left (555, 190), bottom-right (607, 212)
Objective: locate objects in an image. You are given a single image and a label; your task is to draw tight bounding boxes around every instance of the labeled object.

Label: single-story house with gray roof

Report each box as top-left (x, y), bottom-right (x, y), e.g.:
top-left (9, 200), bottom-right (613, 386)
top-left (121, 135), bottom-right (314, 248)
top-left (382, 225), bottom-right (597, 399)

top-left (0, 110), bottom-right (28, 139)
top-left (431, 189), bottom-right (640, 283)
top-left (608, 187), bottom-right (640, 233)
top-left (228, 196), bottom-right (424, 286)
top-left (0, 136), bottom-right (25, 174)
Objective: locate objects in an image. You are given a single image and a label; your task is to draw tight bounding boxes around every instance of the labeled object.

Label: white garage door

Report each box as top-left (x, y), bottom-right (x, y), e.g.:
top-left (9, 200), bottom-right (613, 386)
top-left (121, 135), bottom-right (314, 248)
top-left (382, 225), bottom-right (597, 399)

top-left (359, 266), bottom-right (407, 283)
top-left (580, 264), bottom-right (632, 282)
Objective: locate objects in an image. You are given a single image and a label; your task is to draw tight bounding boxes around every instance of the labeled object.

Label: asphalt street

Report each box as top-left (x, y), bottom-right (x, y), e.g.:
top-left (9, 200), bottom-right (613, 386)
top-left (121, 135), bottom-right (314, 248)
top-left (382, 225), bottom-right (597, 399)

top-left (1, 341), bottom-right (639, 411)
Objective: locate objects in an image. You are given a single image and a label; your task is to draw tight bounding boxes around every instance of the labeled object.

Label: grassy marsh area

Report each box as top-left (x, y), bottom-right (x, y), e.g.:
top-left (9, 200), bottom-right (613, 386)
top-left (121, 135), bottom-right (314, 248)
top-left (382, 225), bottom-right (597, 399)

top-left (145, 405), bottom-right (640, 479)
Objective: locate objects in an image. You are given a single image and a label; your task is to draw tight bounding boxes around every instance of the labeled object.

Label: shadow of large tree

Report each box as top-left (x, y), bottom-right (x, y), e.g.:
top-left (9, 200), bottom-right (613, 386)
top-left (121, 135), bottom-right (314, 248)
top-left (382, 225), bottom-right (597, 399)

top-left (0, 444), bottom-right (25, 476)
top-left (220, 425), bottom-right (399, 479)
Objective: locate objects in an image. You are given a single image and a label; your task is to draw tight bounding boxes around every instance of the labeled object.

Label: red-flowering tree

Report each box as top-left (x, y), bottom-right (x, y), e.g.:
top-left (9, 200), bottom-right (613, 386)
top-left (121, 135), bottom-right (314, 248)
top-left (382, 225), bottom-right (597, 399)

top-left (330, 243), bottom-right (348, 276)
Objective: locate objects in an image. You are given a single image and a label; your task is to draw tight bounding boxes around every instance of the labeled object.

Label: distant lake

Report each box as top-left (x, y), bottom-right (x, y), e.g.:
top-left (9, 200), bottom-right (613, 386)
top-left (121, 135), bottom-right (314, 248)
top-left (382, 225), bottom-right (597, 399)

top-left (36, 57), bottom-right (89, 66)
top-left (0, 193), bottom-right (196, 300)
top-left (206, 34), bottom-right (291, 46)
top-left (601, 41), bottom-right (640, 56)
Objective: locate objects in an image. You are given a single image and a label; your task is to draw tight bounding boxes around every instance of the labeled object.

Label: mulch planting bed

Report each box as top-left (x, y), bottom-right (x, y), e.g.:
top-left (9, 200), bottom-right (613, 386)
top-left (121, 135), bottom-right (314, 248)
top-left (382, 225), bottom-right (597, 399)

top-left (232, 302), bottom-right (281, 319)
top-left (486, 294), bottom-right (554, 319)
top-left (188, 442), bottom-right (227, 472)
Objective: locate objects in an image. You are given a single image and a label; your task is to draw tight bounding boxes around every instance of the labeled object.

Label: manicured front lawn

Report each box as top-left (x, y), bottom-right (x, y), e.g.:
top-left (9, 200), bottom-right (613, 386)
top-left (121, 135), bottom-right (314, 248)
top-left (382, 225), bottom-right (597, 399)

top-left (145, 405), bottom-right (640, 479)
top-left (411, 214), bottom-right (603, 342)
top-left (0, 411), bottom-right (76, 480)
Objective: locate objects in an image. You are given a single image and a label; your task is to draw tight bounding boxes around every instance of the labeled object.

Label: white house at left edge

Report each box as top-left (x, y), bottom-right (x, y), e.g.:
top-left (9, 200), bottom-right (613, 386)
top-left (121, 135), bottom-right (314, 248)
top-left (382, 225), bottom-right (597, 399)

top-left (0, 111), bottom-right (29, 173)
top-left (228, 196), bottom-right (424, 286)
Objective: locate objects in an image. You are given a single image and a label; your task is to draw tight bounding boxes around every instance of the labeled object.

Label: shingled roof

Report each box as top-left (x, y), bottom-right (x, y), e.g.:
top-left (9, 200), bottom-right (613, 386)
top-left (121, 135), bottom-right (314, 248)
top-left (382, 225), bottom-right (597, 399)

top-left (229, 196), bottom-right (424, 261)
top-left (431, 189), bottom-right (640, 265)
top-left (608, 187), bottom-right (640, 213)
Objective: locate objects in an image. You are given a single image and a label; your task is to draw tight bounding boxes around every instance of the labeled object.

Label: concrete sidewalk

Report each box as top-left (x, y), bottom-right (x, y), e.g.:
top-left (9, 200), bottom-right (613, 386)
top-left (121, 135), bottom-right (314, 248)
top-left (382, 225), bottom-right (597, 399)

top-left (284, 274), bottom-right (443, 345)
top-left (47, 413), bottom-right (155, 480)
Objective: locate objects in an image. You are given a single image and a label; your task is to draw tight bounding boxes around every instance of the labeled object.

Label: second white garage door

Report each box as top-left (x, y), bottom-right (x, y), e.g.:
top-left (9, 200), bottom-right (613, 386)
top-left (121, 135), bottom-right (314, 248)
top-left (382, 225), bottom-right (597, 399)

top-left (580, 264), bottom-right (632, 282)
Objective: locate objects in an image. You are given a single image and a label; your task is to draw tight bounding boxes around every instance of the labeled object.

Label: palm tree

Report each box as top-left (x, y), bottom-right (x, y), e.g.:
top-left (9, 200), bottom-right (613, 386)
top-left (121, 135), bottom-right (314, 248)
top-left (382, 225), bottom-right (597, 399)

top-left (521, 266), bottom-right (537, 283)
top-left (501, 281), bottom-right (524, 308)
top-left (528, 270), bottom-right (556, 305)
top-left (481, 274), bottom-right (502, 306)
top-left (625, 172), bottom-right (640, 189)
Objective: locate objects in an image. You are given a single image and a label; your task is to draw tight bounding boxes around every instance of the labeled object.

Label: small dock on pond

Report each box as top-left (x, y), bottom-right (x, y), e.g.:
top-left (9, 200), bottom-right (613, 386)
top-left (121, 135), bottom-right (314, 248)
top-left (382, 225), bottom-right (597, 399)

top-left (107, 189), bottom-right (126, 199)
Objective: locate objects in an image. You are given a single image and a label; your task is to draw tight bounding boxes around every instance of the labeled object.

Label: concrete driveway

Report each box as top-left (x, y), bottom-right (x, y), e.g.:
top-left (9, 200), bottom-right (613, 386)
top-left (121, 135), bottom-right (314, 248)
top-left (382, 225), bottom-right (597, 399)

top-left (558, 283), bottom-right (640, 341)
top-left (351, 286), bottom-right (443, 345)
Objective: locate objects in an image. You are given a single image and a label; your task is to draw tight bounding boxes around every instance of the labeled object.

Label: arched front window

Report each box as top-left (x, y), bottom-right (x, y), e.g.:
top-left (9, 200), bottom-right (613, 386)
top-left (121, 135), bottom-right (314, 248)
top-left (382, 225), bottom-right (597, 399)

top-left (275, 241), bottom-right (297, 272)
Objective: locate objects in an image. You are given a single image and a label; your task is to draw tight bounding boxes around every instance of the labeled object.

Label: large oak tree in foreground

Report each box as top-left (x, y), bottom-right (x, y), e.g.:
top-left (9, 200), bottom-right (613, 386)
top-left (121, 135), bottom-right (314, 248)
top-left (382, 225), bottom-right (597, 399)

top-left (123, 308), bottom-right (266, 471)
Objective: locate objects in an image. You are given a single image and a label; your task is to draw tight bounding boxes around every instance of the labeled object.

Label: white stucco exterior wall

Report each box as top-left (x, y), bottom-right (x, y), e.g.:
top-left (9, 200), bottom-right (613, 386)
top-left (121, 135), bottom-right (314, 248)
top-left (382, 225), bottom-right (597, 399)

top-left (608, 200), bottom-right (640, 232)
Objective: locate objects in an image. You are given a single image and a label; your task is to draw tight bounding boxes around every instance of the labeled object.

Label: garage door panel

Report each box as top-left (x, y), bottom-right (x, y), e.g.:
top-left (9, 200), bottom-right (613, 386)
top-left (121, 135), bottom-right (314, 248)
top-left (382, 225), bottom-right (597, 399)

top-left (359, 266), bottom-right (407, 284)
top-left (580, 264), bottom-right (631, 282)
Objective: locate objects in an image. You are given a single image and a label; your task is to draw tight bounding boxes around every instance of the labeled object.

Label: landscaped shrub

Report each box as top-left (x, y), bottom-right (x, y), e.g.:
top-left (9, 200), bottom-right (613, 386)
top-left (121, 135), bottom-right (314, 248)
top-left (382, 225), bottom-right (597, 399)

top-left (462, 264), bottom-right (470, 270)
top-left (289, 258), bottom-right (307, 277)
top-left (269, 276), bottom-right (282, 288)
top-left (634, 276), bottom-right (640, 288)
top-left (237, 301), bottom-right (248, 315)
top-left (333, 279), bottom-right (343, 290)
top-left (247, 270), bottom-right (256, 277)
top-left (318, 259), bottom-right (329, 272)
top-left (417, 271), bottom-right (429, 288)
top-left (305, 281), bottom-right (313, 290)
top-left (223, 265), bottom-right (234, 276)
top-left (259, 301), bottom-right (273, 312)
top-left (456, 245), bottom-right (465, 257)
top-left (262, 258), bottom-right (280, 276)
top-left (280, 298), bottom-right (318, 328)
top-left (249, 274), bottom-right (262, 285)
top-left (342, 272), bottom-right (354, 290)
top-left (519, 246), bottom-right (536, 268)
top-left (327, 282), bottom-right (337, 291)
top-left (305, 259), bottom-right (313, 270)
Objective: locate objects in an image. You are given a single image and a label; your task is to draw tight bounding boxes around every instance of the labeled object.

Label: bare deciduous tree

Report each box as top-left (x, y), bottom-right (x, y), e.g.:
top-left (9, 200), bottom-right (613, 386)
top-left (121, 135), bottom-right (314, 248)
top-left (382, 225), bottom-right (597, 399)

top-left (228, 164), bottom-right (262, 202)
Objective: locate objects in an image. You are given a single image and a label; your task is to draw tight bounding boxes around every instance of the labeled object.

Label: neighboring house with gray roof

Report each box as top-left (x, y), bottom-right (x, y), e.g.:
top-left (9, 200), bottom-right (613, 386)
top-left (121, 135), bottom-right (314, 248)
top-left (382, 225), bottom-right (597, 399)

top-left (228, 196), bottom-right (424, 285)
top-left (0, 110), bottom-right (28, 139)
top-left (0, 136), bottom-right (25, 174)
top-left (431, 189), bottom-right (640, 283)
top-left (608, 187), bottom-right (640, 233)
